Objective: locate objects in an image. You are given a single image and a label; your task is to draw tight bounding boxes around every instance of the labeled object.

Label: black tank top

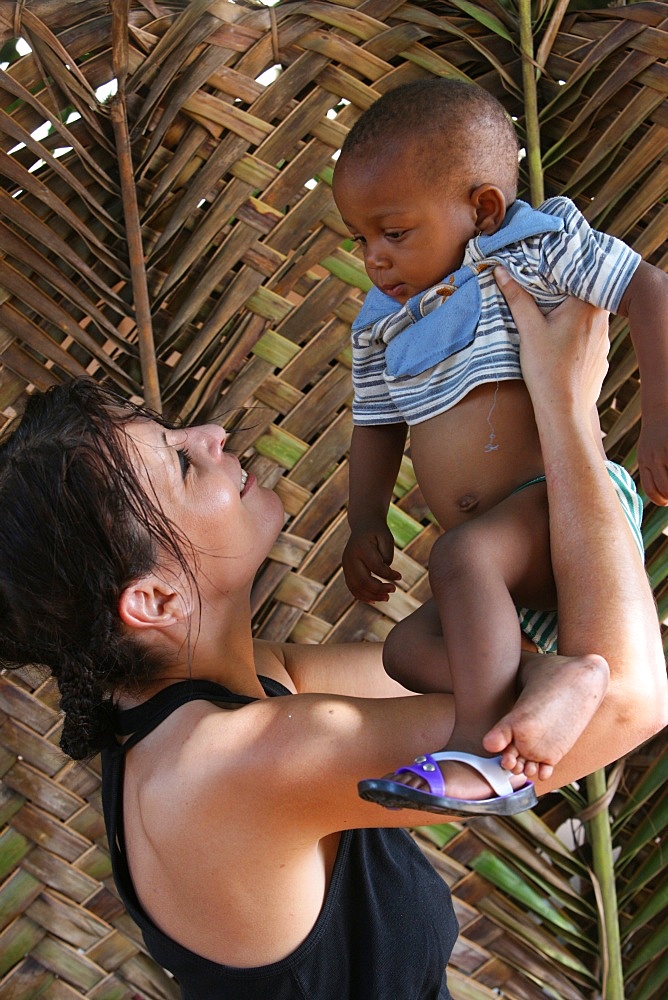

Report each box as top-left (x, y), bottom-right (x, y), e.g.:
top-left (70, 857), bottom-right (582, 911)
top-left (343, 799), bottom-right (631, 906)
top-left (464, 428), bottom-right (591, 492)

top-left (101, 677), bottom-right (458, 999)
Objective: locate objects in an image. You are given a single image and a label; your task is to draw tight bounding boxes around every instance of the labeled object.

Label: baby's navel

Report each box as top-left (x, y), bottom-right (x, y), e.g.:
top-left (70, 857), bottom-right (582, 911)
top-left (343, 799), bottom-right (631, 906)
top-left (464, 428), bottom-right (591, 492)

top-left (456, 493), bottom-right (480, 513)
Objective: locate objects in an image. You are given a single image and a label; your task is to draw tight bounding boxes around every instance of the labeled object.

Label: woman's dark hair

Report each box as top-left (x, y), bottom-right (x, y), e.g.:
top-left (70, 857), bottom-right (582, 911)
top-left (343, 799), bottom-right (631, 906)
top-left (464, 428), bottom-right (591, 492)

top-left (0, 379), bottom-right (195, 760)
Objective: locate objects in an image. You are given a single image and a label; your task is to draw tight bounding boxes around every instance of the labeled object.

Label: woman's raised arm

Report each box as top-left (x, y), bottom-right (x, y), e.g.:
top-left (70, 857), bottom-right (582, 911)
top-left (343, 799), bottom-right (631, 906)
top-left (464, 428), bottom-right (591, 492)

top-left (495, 268), bottom-right (667, 792)
top-left (262, 277), bottom-right (666, 831)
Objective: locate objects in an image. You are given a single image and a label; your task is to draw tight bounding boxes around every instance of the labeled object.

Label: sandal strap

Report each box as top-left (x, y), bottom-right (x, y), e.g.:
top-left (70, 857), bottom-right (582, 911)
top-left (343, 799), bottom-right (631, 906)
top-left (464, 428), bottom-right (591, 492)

top-left (430, 751), bottom-right (514, 797)
top-left (395, 754), bottom-right (446, 797)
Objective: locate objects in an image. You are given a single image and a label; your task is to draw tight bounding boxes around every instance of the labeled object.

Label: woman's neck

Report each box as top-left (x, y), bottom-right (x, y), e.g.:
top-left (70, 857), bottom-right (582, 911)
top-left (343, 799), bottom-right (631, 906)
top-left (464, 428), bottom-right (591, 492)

top-left (119, 598), bottom-right (267, 708)
top-left (192, 621), bottom-right (267, 699)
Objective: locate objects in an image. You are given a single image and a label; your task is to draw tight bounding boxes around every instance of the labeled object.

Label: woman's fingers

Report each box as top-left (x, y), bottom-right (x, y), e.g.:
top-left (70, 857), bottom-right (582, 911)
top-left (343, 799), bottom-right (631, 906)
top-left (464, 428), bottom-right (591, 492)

top-left (494, 267), bottom-right (610, 410)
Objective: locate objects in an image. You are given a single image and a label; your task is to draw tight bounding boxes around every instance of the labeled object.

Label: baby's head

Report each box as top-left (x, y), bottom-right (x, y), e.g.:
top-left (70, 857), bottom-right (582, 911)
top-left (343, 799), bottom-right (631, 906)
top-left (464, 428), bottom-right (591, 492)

top-left (332, 79), bottom-right (520, 303)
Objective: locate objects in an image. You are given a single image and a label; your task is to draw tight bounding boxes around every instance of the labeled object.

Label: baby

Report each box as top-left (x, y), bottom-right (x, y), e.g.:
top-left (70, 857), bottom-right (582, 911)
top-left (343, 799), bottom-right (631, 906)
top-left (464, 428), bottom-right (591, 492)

top-left (331, 79), bottom-right (668, 817)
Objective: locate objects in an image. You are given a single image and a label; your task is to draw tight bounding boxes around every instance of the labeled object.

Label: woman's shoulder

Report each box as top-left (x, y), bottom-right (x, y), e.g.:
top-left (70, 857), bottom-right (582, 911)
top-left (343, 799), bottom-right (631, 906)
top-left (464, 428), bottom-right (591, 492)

top-left (253, 638), bottom-right (297, 692)
top-left (131, 687), bottom-right (297, 840)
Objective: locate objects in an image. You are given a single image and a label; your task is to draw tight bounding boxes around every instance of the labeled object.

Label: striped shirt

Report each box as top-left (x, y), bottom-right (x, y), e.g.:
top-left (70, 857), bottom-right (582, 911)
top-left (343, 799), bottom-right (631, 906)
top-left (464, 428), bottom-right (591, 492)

top-left (351, 197), bottom-right (641, 426)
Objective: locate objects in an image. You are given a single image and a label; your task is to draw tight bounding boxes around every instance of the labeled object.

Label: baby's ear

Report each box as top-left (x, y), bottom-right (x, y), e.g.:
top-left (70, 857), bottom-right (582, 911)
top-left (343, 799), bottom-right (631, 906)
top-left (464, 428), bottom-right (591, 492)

top-left (471, 185), bottom-right (506, 235)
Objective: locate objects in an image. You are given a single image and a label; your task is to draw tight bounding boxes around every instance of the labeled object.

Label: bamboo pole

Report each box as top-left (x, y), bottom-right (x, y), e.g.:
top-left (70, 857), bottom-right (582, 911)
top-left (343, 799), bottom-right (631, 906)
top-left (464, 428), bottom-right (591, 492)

top-left (520, 6), bottom-right (621, 991)
top-left (110, 0), bottom-right (161, 412)
top-left (585, 768), bottom-right (625, 999)
top-left (518, 0), bottom-right (544, 206)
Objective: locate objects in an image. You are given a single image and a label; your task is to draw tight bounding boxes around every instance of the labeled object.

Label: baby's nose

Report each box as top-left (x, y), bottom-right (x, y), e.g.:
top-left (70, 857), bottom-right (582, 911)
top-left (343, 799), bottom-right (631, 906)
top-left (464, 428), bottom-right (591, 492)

top-left (365, 242), bottom-right (390, 268)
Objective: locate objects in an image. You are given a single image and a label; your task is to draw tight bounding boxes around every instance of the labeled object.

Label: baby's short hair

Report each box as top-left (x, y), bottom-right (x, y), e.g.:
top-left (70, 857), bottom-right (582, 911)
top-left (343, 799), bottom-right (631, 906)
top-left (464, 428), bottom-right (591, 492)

top-left (339, 78), bottom-right (520, 200)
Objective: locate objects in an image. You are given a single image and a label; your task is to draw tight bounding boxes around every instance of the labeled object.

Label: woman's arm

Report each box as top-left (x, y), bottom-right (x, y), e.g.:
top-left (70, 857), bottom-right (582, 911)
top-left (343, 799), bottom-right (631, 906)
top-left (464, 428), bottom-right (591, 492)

top-left (247, 279), bottom-right (666, 834)
top-left (619, 261), bottom-right (668, 505)
top-left (276, 639), bottom-right (413, 698)
top-left (494, 268), bottom-right (667, 794)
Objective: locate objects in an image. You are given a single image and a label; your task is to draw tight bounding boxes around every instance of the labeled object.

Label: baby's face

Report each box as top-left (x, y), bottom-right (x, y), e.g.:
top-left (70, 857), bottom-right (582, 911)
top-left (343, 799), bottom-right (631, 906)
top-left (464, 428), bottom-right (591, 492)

top-left (333, 152), bottom-right (477, 304)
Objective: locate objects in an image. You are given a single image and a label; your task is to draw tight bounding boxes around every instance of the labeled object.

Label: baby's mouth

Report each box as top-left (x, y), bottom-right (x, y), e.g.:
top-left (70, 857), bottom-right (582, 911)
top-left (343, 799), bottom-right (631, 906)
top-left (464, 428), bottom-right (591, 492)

top-left (381, 283), bottom-right (405, 299)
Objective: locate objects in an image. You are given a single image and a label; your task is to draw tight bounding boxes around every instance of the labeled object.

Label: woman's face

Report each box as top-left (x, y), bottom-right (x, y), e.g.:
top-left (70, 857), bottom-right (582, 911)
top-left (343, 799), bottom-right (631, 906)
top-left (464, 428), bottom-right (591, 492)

top-left (123, 418), bottom-right (285, 597)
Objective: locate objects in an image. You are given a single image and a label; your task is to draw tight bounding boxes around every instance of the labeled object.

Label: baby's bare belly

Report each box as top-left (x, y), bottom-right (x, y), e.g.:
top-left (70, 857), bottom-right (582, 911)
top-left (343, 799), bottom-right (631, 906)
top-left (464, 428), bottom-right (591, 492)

top-left (409, 381), bottom-right (545, 531)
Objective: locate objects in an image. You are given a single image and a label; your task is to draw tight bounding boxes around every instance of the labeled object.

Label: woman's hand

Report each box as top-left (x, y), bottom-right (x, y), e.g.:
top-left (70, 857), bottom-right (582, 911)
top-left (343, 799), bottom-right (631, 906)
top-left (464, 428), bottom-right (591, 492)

top-left (494, 267), bottom-right (610, 414)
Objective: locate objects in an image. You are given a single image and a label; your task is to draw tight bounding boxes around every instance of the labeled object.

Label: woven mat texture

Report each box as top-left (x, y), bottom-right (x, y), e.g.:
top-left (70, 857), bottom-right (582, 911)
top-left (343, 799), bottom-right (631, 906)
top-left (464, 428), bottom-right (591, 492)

top-left (0, 2), bottom-right (666, 997)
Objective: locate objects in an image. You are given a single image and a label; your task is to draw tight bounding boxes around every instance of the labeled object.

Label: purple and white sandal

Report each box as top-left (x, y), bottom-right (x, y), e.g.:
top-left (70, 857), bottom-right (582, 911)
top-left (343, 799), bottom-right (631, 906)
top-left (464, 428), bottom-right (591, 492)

top-left (358, 750), bottom-right (537, 817)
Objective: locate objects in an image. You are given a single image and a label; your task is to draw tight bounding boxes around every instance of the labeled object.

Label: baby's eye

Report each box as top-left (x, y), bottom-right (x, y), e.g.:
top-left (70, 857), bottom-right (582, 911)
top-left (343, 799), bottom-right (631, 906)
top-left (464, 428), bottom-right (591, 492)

top-left (177, 448), bottom-right (192, 479)
top-left (385, 230), bottom-right (405, 241)
top-left (351, 234), bottom-right (366, 245)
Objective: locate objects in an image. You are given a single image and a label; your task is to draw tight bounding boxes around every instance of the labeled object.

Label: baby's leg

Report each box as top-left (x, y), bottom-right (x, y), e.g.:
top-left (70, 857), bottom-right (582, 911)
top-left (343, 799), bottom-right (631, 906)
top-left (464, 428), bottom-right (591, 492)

top-left (383, 600), bottom-right (454, 694)
top-left (432, 486), bottom-right (553, 752)
top-left (423, 484), bottom-right (607, 796)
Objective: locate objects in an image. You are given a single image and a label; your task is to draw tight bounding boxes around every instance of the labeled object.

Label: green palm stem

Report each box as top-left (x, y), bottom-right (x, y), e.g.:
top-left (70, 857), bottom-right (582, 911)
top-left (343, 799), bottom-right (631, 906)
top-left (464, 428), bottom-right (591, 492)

top-left (517, 0), bottom-right (544, 206)
top-left (585, 768), bottom-right (624, 999)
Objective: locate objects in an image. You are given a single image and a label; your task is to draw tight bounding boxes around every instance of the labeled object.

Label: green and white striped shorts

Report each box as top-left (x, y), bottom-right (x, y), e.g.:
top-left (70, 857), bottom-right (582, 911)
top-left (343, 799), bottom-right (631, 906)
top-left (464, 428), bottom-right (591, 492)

top-left (518, 461), bottom-right (644, 654)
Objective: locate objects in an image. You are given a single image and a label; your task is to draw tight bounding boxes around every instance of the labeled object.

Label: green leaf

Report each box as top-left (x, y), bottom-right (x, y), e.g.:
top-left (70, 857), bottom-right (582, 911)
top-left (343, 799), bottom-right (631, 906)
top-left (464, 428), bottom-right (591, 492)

top-left (618, 844), bottom-right (667, 907)
top-left (254, 427), bottom-right (309, 469)
top-left (446, 0), bottom-right (515, 40)
top-left (470, 850), bottom-right (581, 934)
top-left (387, 504), bottom-right (423, 548)
top-left (623, 919), bottom-right (668, 980)
top-left (414, 824), bottom-right (461, 849)
top-left (321, 250), bottom-right (372, 291)
top-left (616, 792), bottom-right (668, 874)
top-left (628, 944), bottom-right (668, 1000)
top-left (622, 882), bottom-right (668, 940)
top-left (614, 752), bottom-right (668, 827)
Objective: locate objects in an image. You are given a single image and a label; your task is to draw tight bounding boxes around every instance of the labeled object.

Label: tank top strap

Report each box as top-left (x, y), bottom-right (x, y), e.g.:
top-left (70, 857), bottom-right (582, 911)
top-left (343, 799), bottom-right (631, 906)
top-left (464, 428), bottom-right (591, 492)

top-left (114, 676), bottom-right (291, 751)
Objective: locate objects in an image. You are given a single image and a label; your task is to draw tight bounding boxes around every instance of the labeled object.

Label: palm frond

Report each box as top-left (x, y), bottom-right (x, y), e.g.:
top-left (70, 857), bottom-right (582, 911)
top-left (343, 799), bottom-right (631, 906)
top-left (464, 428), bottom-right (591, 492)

top-left (0, 2), bottom-right (665, 997)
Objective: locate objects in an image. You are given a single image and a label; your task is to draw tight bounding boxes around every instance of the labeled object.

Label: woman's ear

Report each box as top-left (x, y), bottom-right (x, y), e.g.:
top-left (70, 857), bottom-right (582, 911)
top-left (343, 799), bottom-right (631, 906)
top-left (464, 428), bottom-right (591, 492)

top-left (118, 574), bottom-right (190, 632)
top-left (471, 185), bottom-right (507, 235)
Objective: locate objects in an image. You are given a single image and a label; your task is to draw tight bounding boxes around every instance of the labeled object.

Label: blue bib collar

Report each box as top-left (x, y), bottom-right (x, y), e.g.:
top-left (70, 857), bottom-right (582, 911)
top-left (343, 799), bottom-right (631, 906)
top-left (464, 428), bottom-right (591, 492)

top-left (352, 200), bottom-right (563, 379)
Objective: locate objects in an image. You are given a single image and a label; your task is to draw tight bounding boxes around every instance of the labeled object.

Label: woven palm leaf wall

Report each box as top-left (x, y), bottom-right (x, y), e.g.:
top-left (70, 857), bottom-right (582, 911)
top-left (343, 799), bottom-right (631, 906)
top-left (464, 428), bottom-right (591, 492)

top-left (0, 1), bottom-right (666, 997)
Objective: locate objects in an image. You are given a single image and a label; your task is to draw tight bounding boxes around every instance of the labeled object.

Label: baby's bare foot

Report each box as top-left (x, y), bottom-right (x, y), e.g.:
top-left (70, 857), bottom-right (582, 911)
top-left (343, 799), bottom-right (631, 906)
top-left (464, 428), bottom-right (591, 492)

top-left (482, 652), bottom-right (609, 777)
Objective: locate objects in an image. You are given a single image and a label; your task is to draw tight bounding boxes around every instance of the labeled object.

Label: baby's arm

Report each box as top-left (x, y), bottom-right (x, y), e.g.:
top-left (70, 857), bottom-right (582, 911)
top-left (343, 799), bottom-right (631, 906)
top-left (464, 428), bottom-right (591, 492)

top-left (618, 261), bottom-right (668, 505)
top-left (344, 422), bottom-right (407, 602)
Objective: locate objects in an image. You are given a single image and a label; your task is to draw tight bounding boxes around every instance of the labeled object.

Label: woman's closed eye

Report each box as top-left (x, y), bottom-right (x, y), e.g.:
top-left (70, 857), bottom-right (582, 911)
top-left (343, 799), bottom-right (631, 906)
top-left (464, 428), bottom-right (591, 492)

top-left (176, 447), bottom-right (192, 479)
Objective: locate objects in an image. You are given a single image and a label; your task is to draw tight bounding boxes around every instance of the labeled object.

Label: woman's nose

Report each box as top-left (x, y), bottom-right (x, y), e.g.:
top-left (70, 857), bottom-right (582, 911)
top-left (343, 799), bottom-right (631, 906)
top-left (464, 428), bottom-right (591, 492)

top-left (191, 424), bottom-right (226, 456)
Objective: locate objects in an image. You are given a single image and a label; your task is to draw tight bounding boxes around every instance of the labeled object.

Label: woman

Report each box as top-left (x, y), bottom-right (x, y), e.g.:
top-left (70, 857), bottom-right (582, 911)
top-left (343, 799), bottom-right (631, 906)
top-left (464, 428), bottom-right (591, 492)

top-left (0, 275), bottom-right (665, 1000)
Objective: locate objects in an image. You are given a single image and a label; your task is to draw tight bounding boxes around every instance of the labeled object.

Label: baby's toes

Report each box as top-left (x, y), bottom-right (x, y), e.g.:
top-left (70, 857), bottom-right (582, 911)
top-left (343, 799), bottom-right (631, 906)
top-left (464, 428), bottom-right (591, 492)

top-left (482, 721), bottom-right (514, 755)
top-left (510, 756), bottom-right (526, 776)
top-left (522, 760), bottom-right (539, 779)
top-left (537, 762), bottom-right (555, 782)
top-left (497, 745), bottom-right (517, 772)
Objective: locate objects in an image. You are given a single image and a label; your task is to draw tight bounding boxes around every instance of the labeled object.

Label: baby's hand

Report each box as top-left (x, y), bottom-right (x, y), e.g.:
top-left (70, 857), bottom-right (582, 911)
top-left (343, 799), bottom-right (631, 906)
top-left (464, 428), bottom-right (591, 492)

top-left (342, 523), bottom-right (401, 603)
top-left (637, 418), bottom-right (668, 506)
